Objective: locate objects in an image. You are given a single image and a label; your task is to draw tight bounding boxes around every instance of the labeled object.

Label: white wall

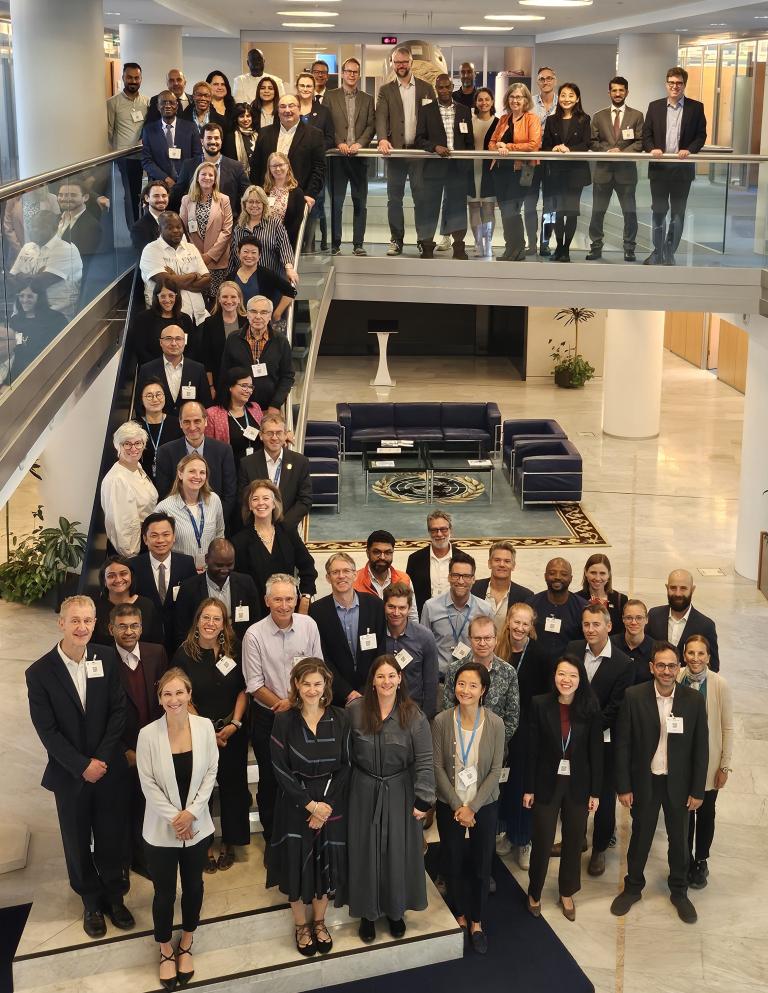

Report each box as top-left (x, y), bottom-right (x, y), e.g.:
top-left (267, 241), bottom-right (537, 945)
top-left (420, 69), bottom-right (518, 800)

top-left (526, 307), bottom-right (606, 380)
top-left (182, 37), bottom-right (242, 91)
top-left (533, 42), bottom-right (617, 118)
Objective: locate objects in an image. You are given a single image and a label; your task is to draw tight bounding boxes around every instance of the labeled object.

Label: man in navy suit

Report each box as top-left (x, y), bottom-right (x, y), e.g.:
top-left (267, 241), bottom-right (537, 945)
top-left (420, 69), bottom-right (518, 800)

top-left (26, 596), bottom-right (134, 938)
top-left (141, 90), bottom-right (202, 188)
top-left (131, 512), bottom-right (198, 654)
top-left (646, 568), bottom-right (719, 671)
top-left (136, 324), bottom-right (211, 416)
top-left (168, 123), bottom-right (251, 216)
top-left (642, 66), bottom-right (707, 265)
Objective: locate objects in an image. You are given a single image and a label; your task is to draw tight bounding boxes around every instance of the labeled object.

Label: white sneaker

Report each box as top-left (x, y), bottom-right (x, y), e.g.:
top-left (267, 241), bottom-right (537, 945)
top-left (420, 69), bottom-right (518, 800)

top-left (496, 834), bottom-right (513, 856)
top-left (517, 843), bottom-right (531, 870)
top-left (436, 235), bottom-right (452, 252)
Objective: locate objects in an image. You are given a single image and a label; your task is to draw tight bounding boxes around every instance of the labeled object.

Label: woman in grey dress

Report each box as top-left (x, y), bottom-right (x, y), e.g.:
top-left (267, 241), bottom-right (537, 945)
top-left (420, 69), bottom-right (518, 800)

top-left (347, 654), bottom-right (436, 944)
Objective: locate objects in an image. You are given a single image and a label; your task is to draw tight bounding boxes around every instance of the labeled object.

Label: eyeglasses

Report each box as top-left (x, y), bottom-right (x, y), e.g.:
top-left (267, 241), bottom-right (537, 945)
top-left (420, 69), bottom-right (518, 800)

top-left (429, 526), bottom-right (450, 534)
top-left (343, 68), bottom-right (360, 75)
top-left (143, 391), bottom-right (165, 401)
top-left (160, 336), bottom-right (185, 344)
top-left (666, 80), bottom-right (684, 87)
top-left (328, 568), bottom-right (354, 577)
top-left (261, 430), bottom-right (285, 438)
top-left (114, 623), bottom-right (141, 632)
top-left (654, 662), bottom-right (680, 672)
top-left (393, 60), bottom-right (412, 67)
top-left (121, 440), bottom-right (145, 450)
top-left (538, 76), bottom-right (555, 83)
top-left (470, 635), bottom-right (494, 642)
top-left (249, 310), bottom-right (272, 317)
top-left (623, 614), bottom-right (646, 623)
top-left (450, 573), bottom-right (474, 582)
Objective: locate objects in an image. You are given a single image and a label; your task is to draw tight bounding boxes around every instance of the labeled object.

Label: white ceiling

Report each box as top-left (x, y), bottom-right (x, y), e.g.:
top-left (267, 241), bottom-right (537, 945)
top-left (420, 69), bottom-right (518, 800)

top-left (102, 0), bottom-right (768, 44)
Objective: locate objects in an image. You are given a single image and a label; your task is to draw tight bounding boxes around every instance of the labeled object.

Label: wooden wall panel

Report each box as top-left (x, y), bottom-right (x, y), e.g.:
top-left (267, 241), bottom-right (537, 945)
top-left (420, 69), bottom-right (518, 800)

top-left (664, 312), bottom-right (706, 367)
top-left (718, 320), bottom-right (748, 394)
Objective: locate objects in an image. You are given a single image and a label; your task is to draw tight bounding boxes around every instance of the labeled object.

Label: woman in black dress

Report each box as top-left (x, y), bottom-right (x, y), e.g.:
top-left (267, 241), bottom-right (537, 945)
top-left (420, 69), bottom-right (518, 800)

top-left (231, 479), bottom-right (317, 608)
top-left (128, 275), bottom-right (198, 366)
top-left (268, 658), bottom-right (350, 956)
top-left (94, 555), bottom-right (165, 645)
top-left (173, 598), bottom-right (250, 872)
top-left (199, 280), bottom-right (248, 394)
top-left (135, 377), bottom-right (183, 483)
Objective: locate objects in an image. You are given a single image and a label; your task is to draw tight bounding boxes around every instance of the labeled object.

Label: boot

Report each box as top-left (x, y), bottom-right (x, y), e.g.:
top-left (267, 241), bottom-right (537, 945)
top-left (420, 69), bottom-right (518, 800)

top-left (482, 221), bottom-right (495, 258)
top-left (471, 223), bottom-right (484, 258)
top-left (418, 239), bottom-right (435, 259)
top-left (452, 234), bottom-right (468, 260)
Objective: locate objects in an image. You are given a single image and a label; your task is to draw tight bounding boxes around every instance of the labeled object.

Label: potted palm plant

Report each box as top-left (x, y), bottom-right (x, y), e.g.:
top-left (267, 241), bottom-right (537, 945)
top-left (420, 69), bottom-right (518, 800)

top-left (549, 307), bottom-right (597, 388)
top-left (0, 506), bottom-right (86, 607)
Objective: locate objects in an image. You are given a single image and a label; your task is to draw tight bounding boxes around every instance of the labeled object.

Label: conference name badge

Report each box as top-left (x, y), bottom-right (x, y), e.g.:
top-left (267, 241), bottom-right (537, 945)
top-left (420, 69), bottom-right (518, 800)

top-left (395, 648), bottom-right (413, 669)
top-left (187, 217), bottom-right (198, 234)
top-left (85, 659), bottom-right (104, 679)
top-left (234, 605), bottom-right (250, 623)
top-left (458, 765), bottom-right (478, 789)
top-left (181, 385), bottom-right (196, 400)
top-left (168, 147), bottom-right (182, 160)
top-left (459, 122), bottom-right (469, 133)
top-left (359, 632), bottom-right (377, 651)
top-left (622, 128), bottom-right (634, 140)
top-left (558, 759), bottom-right (571, 776)
top-left (452, 642), bottom-right (471, 661)
top-left (216, 656), bottom-right (237, 676)
top-left (422, 98), bottom-right (433, 106)
top-left (242, 426), bottom-right (259, 441)
top-left (498, 768), bottom-right (510, 784)
top-left (252, 362), bottom-right (268, 378)
top-left (666, 715), bottom-right (684, 734)
top-left (131, 109), bottom-right (144, 123)
top-left (544, 616), bottom-right (562, 633)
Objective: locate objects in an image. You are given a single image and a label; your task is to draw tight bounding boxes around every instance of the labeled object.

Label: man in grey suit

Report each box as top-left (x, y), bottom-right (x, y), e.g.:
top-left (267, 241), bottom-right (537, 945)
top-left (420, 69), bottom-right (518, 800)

top-left (325, 57), bottom-right (375, 256)
top-left (586, 76), bottom-right (644, 262)
top-left (375, 46), bottom-right (436, 256)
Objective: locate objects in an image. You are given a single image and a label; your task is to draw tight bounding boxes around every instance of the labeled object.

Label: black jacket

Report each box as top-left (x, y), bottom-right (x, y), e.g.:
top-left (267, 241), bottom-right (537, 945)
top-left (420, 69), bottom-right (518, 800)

top-left (218, 328), bottom-right (295, 412)
top-left (130, 551), bottom-right (198, 652)
top-left (168, 154), bottom-right (251, 217)
top-left (231, 523), bottom-right (317, 603)
top-left (94, 593), bottom-right (165, 647)
top-left (642, 96), bottom-right (707, 180)
top-left (154, 436), bottom-right (237, 522)
top-left (415, 99), bottom-right (475, 176)
top-left (646, 604), bottom-right (720, 672)
top-left (249, 120), bottom-right (326, 199)
top-left (130, 211), bottom-right (160, 255)
top-left (136, 356), bottom-right (212, 417)
top-left (174, 570), bottom-right (263, 646)
top-left (542, 114), bottom-right (593, 189)
top-left (471, 577), bottom-right (534, 617)
top-left (237, 448), bottom-right (312, 530)
top-left (59, 211), bottom-right (102, 257)
top-left (116, 641), bottom-right (168, 750)
top-left (301, 100), bottom-right (336, 150)
top-left (199, 311), bottom-right (249, 378)
top-left (565, 639), bottom-right (633, 731)
top-left (405, 544), bottom-right (461, 616)
top-left (309, 592), bottom-right (387, 704)
top-left (128, 310), bottom-right (197, 367)
top-left (525, 693), bottom-right (603, 803)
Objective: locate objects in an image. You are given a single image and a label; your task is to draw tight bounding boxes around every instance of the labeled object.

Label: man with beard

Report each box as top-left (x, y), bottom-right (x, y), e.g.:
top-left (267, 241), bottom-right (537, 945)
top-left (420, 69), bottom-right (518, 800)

top-left (354, 530), bottom-right (418, 624)
top-left (107, 62), bottom-right (150, 226)
top-left (168, 123), bottom-right (250, 216)
top-left (526, 557), bottom-right (584, 661)
top-left (647, 569), bottom-right (719, 671)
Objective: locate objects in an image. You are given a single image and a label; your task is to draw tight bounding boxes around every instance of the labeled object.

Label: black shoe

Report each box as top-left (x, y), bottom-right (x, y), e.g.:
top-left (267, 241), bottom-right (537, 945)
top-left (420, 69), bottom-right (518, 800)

top-left (359, 917), bottom-right (376, 943)
top-left (643, 253), bottom-right (660, 265)
top-left (539, 243), bottom-right (551, 257)
top-left (585, 249), bottom-right (602, 260)
top-left (587, 850), bottom-right (606, 877)
top-left (470, 929), bottom-right (488, 955)
top-left (489, 875), bottom-right (496, 894)
top-left (83, 909), bottom-right (106, 938)
top-left (624, 250), bottom-right (636, 262)
top-left (388, 916), bottom-right (406, 938)
top-left (104, 900), bottom-right (135, 930)
top-left (386, 241), bottom-right (403, 256)
top-left (663, 251), bottom-right (676, 266)
top-left (688, 860), bottom-right (709, 889)
top-left (313, 920), bottom-right (333, 953)
top-left (295, 924), bottom-right (317, 957)
top-left (610, 890), bottom-right (641, 917)
top-left (554, 252), bottom-right (571, 263)
top-left (320, 241), bottom-right (329, 252)
top-left (671, 894), bottom-right (697, 924)
top-left (353, 246), bottom-right (367, 256)
top-left (176, 937), bottom-right (195, 985)
top-left (331, 246), bottom-right (341, 256)
top-left (159, 950), bottom-right (177, 991)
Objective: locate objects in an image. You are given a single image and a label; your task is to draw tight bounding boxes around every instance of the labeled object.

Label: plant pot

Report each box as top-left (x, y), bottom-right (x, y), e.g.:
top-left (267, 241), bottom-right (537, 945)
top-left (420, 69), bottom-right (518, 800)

top-left (39, 572), bottom-right (81, 611)
top-left (554, 369), bottom-right (581, 389)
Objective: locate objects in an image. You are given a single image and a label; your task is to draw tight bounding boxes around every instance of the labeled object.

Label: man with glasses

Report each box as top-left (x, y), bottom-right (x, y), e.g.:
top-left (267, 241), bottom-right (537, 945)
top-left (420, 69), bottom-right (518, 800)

top-left (642, 66), bottom-right (707, 266)
top-left (375, 46), bottom-right (436, 255)
top-left (611, 642), bottom-right (708, 924)
top-left (237, 411), bottom-right (311, 530)
top-left (525, 66), bottom-right (559, 256)
top-left (406, 511), bottom-right (457, 615)
top-left (141, 90), bottom-right (202, 189)
top-left (250, 94), bottom-right (326, 209)
top-left (325, 57), bottom-right (375, 256)
top-left (421, 551), bottom-right (493, 677)
top-left (311, 61), bottom-right (331, 103)
top-left (613, 599), bottom-right (654, 683)
top-left (137, 323), bottom-right (210, 416)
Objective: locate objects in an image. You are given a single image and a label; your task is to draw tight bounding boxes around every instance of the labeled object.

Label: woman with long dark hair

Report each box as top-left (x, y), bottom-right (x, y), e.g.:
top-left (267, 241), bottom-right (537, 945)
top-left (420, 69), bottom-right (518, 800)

top-left (250, 76), bottom-right (278, 133)
top-left (94, 554), bottom-right (164, 646)
top-left (232, 103), bottom-right (258, 170)
top-left (467, 87), bottom-right (498, 258)
top-left (205, 70), bottom-right (237, 157)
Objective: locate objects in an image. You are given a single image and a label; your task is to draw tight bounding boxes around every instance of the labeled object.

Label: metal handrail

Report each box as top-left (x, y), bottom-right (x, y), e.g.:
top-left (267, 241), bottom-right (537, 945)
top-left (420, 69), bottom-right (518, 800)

top-left (284, 203), bottom-right (311, 438)
top-left (294, 266), bottom-right (337, 453)
top-left (0, 145), bottom-right (143, 202)
top-left (325, 148), bottom-right (767, 164)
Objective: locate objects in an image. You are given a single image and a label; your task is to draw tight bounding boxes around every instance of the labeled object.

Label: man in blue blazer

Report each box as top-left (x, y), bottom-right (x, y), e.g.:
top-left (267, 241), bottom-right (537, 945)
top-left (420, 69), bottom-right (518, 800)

top-left (26, 596), bottom-right (134, 938)
top-left (141, 90), bottom-right (202, 187)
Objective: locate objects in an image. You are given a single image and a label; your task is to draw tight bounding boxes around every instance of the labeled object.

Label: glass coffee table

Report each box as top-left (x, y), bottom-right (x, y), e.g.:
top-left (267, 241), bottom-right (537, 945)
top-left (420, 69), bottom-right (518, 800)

top-left (362, 443), bottom-right (430, 504)
top-left (426, 453), bottom-right (495, 504)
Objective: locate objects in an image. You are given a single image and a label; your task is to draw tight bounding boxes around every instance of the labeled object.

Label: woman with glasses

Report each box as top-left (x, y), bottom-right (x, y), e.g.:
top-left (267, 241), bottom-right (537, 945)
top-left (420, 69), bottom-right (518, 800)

top-left (101, 421), bottom-right (159, 557)
top-left (232, 185), bottom-right (297, 283)
top-left (263, 153), bottom-right (305, 248)
top-left (204, 365), bottom-right (264, 474)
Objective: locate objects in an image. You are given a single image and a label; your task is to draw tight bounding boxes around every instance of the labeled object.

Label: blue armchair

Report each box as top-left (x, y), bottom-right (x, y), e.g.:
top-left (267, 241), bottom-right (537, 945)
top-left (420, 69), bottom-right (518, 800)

top-left (513, 438), bottom-right (582, 508)
top-left (502, 418), bottom-right (567, 479)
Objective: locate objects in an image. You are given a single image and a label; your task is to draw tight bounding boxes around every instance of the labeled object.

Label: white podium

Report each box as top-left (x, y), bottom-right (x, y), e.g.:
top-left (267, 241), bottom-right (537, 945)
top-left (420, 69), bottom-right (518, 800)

top-left (368, 331), bottom-right (397, 387)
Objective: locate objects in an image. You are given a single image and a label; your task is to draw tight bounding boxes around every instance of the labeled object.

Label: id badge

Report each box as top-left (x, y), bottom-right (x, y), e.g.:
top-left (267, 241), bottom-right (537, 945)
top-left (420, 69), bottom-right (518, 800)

top-left (15, 332), bottom-right (24, 345)
top-left (172, 585), bottom-right (180, 601)
top-left (242, 425), bottom-right (259, 441)
top-left (85, 659), bottom-right (104, 678)
top-left (131, 109), bottom-right (144, 123)
top-left (544, 616), bottom-right (562, 633)
top-left (252, 362), bottom-right (268, 378)
top-left (168, 147), bottom-right (182, 160)
top-left (603, 729), bottom-right (611, 744)
top-left (498, 767), bottom-right (510, 784)
top-left (359, 632), bottom-right (377, 651)
top-left (459, 121), bottom-right (469, 133)
top-left (292, 655), bottom-right (305, 668)
top-left (181, 384), bottom-right (196, 399)
top-left (621, 127), bottom-right (634, 140)
top-left (246, 447), bottom-right (254, 456)
top-left (458, 765), bottom-right (478, 788)
top-left (558, 759), bottom-right (571, 776)
top-left (395, 648), bottom-right (413, 669)
top-left (666, 715), bottom-right (684, 734)
top-left (421, 97), bottom-right (433, 106)
top-left (187, 217), bottom-right (198, 234)
top-left (452, 642), bottom-right (471, 661)
top-left (234, 605), bottom-right (249, 623)
top-left (216, 656), bottom-right (237, 676)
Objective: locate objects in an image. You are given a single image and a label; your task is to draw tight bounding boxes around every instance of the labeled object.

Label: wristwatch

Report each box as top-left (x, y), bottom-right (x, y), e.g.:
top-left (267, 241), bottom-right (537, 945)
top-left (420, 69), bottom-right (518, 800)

top-left (720, 766), bottom-right (731, 773)
top-left (230, 719), bottom-right (242, 730)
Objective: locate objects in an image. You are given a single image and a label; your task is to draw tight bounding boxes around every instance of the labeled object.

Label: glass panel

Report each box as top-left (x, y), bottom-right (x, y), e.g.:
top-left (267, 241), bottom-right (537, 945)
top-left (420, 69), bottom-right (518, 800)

top-left (0, 20), bottom-right (18, 184)
top-left (716, 44), bottom-right (738, 148)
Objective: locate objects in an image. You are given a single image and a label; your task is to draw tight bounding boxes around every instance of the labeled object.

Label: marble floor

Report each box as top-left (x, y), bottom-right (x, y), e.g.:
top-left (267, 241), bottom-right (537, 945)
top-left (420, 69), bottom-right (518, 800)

top-left (1, 349), bottom-right (766, 993)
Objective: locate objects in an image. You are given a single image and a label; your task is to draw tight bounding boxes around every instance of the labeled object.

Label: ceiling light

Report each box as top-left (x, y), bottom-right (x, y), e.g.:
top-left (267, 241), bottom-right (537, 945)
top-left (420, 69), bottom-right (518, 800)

top-left (708, 22), bottom-right (726, 26)
top-left (282, 21), bottom-right (335, 26)
top-left (485, 13), bottom-right (545, 19)
top-left (460, 25), bottom-right (514, 31)
top-left (278, 9), bottom-right (338, 14)
top-left (278, 0), bottom-right (341, 3)
top-left (519, 0), bottom-right (592, 6)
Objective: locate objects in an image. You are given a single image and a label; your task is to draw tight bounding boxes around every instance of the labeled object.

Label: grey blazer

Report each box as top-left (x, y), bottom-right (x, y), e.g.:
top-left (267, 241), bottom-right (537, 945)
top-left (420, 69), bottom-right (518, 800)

top-left (375, 77), bottom-right (436, 149)
top-left (324, 87), bottom-right (376, 147)
top-left (589, 105), bottom-right (644, 184)
top-left (432, 706), bottom-right (505, 813)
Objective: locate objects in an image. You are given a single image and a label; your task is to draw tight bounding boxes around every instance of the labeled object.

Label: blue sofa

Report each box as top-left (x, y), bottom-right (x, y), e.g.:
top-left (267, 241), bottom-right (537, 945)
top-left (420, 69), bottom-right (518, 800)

top-left (502, 418), bottom-right (567, 478)
top-left (336, 402), bottom-right (501, 456)
top-left (304, 420), bottom-right (342, 512)
top-left (512, 438), bottom-right (583, 508)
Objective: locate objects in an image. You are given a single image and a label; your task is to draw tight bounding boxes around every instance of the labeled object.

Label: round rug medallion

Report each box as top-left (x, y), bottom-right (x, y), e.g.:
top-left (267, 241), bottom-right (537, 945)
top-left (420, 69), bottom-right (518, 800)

top-left (372, 472), bottom-right (486, 504)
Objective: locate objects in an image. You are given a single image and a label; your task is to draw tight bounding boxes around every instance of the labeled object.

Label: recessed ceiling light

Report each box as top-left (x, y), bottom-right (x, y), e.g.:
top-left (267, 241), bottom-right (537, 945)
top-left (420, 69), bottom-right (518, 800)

top-left (105, 10), bottom-right (121, 14)
top-left (278, 9), bottom-right (338, 14)
top-left (708, 22), bottom-right (726, 26)
top-left (519, 0), bottom-right (592, 6)
top-left (278, 0), bottom-right (341, 3)
top-left (282, 21), bottom-right (335, 26)
top-left (755, 14), bottom-right (768, 18)
top-left (460, 25), bottom-right (514, 31)
top-left (485, 13), bottom-right (546, 19)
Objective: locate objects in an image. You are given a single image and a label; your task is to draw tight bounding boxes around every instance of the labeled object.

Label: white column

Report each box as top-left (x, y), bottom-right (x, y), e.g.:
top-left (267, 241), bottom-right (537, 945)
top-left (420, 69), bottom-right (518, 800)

top-left (118, 23), bottom-right (183, 98)
top-left (602, 310), bottom-right (664, 439)
top-left (735, 330), bottom-right (768, 580)
top-left (10, 0), bottom-right (108, 176)
top-left (616, 33), bottom-right (680, 116)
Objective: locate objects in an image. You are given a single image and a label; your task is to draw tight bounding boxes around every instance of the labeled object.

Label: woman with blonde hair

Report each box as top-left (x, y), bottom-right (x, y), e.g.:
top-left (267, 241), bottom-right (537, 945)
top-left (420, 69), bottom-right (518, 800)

top-left (263, 153), bottom-right (306, 247)
top-left (233, 185), bottom-right (297, 282)
top-left (101, 421), bottom-right (158, 557)
top-left (180, 160), bottom-right (233, 298)
top-left (155, 454), bottom-right (225, 568)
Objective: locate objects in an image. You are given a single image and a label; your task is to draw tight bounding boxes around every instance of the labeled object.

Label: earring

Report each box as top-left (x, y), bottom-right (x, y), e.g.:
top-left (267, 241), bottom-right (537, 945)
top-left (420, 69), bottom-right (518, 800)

top-left (219, 632), bottom-right (225, 646)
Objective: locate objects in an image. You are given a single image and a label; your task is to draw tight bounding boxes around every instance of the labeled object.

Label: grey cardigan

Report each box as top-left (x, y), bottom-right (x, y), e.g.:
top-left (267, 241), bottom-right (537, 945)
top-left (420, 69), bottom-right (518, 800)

top-left (432, 706), bottom-right (505, 813)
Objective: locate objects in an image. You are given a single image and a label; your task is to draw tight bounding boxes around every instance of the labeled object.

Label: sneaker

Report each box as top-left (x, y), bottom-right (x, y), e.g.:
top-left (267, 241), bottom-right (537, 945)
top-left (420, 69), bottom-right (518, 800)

top-left (688, 860), bottom-right (709, 889)
top-left (517, 843), bottom-right (531, 870)
top-left (496, 835), bottom-right (513, 857)
top-left (386, 241), bottom-right (402, 256)
top-left (353, 246), bottom-right (368, 256)
top-left (436, 235), bottom-right (452, 252)
top-left (331, 246), bottom-right (341, 256)
top-left (671, 894), bottom-right (697, 924)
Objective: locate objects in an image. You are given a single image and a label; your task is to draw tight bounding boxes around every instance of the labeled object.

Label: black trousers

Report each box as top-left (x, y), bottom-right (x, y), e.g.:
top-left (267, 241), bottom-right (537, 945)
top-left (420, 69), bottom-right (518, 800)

top-left (53, 774), bottom-right (128, 911)
top-left (588, 178), bottom-right (638, 252)
top-left (216, 724), bottom-right (251, 846)
top-left (117, 158), bottom-right (143, 229)
top-left (330, 156), bottom-right (369, 248)
top-left (385, 157), bottom-right (425, 245)
top-left (689, 788), bottom-right (717, 862)
top-left (523, 165), bottom-right (556, 247)
top-left (649, 165), bottom-right (693, 257)
top-left (625, 773), bottom-right (689, 897)
top-left (125, 765), bottom-right (148, 872)
top-left (436, 800), bottom-right (498, 924)
top-left (592, 743), bottom-right (616, 853)
top-left (250, 705), bottom-right (277, 843)
top-left (419, 168), bottom-right (468, 243)
top-left (144, 834), bottom-right (214, 942)
top-left (528, 776), bottom-right (589, 901)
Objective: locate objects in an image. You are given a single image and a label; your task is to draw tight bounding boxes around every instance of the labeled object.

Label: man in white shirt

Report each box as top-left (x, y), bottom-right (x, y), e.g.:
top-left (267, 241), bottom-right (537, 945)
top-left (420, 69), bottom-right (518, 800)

top-left (140, 212), bottom-right (210, 323)
top-left (10, 210), bottom-right (82, 316)
top-left (233, 48), bottom-right (285, 103)
top-left (311, 60), bottom-right (330, 102)
top-left (406, 511), bottom-right (455, 615)
top-left (107, 62), bottom-right (149, 226)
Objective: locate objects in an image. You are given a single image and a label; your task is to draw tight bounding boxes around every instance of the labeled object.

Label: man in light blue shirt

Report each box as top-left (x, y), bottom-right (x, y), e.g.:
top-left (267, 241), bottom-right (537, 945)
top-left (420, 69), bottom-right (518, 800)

top-left (384, 581), bottom-right (439, 718)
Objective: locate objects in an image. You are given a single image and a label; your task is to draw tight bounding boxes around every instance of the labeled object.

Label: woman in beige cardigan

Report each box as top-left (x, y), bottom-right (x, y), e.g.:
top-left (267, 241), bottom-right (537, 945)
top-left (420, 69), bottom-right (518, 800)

top-left (433, 660), bottom-right (504, 955)
top-left (679, 634), bottom-right (734, 890)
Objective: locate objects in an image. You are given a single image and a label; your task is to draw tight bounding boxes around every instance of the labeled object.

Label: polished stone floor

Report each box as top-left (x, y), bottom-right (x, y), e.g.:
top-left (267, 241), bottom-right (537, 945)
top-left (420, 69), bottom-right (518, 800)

top-left (1, 350), bottom-right (766, 993)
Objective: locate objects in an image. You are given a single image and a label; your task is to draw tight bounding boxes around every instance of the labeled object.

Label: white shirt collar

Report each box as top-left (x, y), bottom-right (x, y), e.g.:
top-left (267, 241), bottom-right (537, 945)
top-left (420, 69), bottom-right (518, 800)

top-left (116, 643), bottom-right (142, 669)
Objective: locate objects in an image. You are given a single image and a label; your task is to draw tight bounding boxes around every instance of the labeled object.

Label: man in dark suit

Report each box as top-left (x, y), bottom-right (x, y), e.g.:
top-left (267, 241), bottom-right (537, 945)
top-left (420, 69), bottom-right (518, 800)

top-left (136, 327), bottom-right (211, 417)
top-left (586, 75), bottom-right (644, 262)
top-left (566, 603), bottom-right (633, 876)
top-left (141, 91), bottom-right (202, 188)
top-left (108, 602), bottom-right (167, 877)
top-left (237, 410), bottom-right (312, 530)
top-left (406, 510), bottom-right (456, 616)
top-left (471, 540), bottom-right (533, 634)
top-left (613, 598), bottom-right (655, 684)
top-left (155, 401), bottom-right (237, 520)
top-left (130, 180), bottom-right (168, 254)
top-left (642, 66), bottom-right (707, 265)
top-left (309, 551), bottom-right (387, 705)
top-left (250, 93), bottom-right (326, 205)
top-left (611, 641), bottom-right (708, 924)
top-left (646, 568), bottom-right (719, 671)
top-left (26, 596), bottom-right (134, 937)
top-left (130, 512), bottom-right (198, 653)
top-left (414, 73), bottom-right (474, 258)
top-left (146, 68), bottom-right (192, 123)
top-left (174, 538), bottom-right (262, 645)
top-left (56, 180), bottom-right (103, 257)
top-left (168, 122), bottom-right (251, 216)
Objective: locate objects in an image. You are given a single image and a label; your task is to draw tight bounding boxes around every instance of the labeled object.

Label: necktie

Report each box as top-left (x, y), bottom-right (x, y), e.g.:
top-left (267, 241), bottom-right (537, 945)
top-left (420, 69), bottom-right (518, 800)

top-left (165, 124), bottom-right (178, 178)
top-left (613, 109), bottom-right (621, 140)
top-left (157, 562), bottom-right (167, 601)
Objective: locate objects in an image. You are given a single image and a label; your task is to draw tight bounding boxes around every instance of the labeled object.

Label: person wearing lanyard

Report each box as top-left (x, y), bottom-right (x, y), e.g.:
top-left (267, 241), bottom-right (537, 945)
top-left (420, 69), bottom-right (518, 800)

top-left (136, 377), bottom-right (183, 483)
top-left (203, 366), bottom-right (263, 475)
top-left (524, 654), bottom-right (602, 921)
top-left (156, 454), bottom-right (225, 570)
top-left (433, 661), bottom-right (504, 954)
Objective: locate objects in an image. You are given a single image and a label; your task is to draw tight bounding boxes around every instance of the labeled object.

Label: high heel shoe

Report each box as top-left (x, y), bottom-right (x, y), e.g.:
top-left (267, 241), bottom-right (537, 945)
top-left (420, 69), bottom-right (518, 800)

top-left (559, 896), bottom-right (576, 921)
top-left (159, 950), bottom-right (177, 991)
top-left (176, 937), bottom-right (194, 986)
top-left (526, 895), bottom-right (541, 918)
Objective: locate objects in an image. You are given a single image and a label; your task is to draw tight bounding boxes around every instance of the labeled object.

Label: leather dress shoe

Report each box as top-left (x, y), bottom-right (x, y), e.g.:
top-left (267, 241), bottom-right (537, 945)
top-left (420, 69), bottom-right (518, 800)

top-left (624, 250), bottom-right (636, 261)
top-left (610, 890), bottom-right (641, 917)
top-left (359, 917), bottom-right (376, 943)
top-left (526, 895), bottom-right (541, 918)
top-left (470, 929), bottom-right (488, 954)
top-left (105, 900), bottom-right (135, 930)
top-left (83, 909), bottom-right (107, 938)
top-left (585, 249), bottom-right (602, 260)
top-left (559, 897), bottom-right (576, 922)
top-left (671, 894), bottom-right (697, 924)
top-left (642, 253), bottom-right (659, 265)
top-left (387, 916), bottom-right (406, 938)
top-left (587, 850), bottom-right (606, 876)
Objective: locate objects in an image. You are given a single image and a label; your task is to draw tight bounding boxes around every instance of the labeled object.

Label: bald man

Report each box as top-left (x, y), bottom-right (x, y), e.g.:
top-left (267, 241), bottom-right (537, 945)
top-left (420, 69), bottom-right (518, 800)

top-left (526, 558), bottom-right (585, 661)
top-left (646, 569), bottom-right (720, 671)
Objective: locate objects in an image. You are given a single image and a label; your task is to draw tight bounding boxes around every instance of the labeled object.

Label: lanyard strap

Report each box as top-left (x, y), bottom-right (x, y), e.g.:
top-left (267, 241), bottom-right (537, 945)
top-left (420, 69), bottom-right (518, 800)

top-left (184, 500), bottom-right (205, 549)
top-left (447, 604), bottom-right (470, 644)
top-left (273, 458), bottom-right (283, 484)
top-left (514, 639), bottom-right (529, 674)
top-left (228, 408), bottom-right (251, 431)
top-left (456, 706), bottom-right (481, 767)
top-left (561, 726), bottom-right (572, 756)
top-left (143, 417), bottom-right (165, 454)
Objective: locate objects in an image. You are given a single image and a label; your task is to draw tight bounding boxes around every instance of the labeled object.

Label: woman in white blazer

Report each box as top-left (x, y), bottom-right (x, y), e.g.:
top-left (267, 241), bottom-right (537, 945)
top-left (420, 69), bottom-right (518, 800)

top-left (137, 667), bottom-right (219, 990)
top-left (678, 634), bottom-right (734, 890)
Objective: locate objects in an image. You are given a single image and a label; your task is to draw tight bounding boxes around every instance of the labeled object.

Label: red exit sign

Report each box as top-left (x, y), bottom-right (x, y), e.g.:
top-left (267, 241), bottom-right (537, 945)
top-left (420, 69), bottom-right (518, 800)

top-left (382, 36), bottom-right (398, 45)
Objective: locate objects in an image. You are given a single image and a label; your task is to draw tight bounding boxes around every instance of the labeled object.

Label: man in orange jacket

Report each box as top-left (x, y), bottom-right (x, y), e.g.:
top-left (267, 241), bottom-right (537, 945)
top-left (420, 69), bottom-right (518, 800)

top-left (354, 529), bottom-right (418, 623)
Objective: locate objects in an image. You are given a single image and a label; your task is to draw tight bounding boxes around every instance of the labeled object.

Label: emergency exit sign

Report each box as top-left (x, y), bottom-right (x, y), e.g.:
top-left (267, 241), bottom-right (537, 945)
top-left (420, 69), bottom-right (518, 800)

top-left (382, 36), bottom-right (398, 44)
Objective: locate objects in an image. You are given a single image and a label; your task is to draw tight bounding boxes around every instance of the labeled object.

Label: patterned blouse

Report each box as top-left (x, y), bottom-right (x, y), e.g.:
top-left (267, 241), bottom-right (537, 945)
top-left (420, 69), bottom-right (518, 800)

top-left (195, 196), bottom-right (212, 240)
top-left (268, 186), bottom-right (289, 222)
